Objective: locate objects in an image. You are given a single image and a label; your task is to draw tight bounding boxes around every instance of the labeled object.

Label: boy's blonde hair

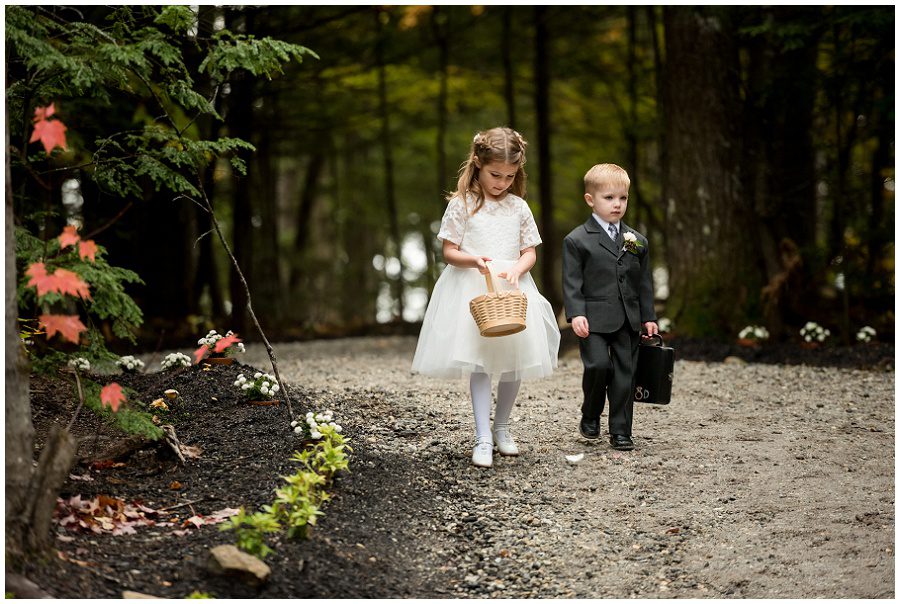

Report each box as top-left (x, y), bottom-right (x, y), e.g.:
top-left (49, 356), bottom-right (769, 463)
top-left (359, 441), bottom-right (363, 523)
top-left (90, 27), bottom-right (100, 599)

top-left (584, 163), bottom-right (630, 194)
top-left (448, 126), bottom-right (528, 214)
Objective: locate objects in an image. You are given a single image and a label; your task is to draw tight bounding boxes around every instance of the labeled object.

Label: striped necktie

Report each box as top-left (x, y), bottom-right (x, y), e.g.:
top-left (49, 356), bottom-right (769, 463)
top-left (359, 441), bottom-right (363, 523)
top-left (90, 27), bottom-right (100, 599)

top-left (608, 224), bottom-right (618, 241)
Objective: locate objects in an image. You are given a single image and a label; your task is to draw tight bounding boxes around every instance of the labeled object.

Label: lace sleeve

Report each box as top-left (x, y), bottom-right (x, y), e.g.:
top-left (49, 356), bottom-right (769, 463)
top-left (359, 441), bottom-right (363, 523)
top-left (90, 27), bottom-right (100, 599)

top-left (437, 197), bottom-right (468, 244)
top-left (519, 198), bottom-right (543, 249)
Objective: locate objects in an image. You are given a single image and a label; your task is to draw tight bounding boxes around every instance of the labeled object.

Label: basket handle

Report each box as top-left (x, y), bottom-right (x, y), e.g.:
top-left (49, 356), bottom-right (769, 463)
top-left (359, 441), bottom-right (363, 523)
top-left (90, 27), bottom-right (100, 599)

top-left (482, 268), bottom-right (495, 293)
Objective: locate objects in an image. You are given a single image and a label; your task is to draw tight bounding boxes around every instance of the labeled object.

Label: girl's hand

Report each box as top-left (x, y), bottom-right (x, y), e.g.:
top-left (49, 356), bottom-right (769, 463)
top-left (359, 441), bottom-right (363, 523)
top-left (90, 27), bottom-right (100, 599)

top-left (497, 268), bottom-right (523, 288)
top-left (475, 256), bottom-right (492, 274)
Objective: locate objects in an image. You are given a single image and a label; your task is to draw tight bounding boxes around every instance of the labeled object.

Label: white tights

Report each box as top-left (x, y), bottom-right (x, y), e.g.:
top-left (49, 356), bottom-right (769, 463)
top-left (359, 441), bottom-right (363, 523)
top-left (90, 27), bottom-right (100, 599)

top-left (470, 371), bottom-right (521, 441)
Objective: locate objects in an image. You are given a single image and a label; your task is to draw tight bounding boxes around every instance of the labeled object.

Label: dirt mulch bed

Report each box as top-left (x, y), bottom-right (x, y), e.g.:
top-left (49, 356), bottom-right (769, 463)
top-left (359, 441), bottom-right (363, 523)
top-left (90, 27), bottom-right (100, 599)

top-left (18, 361), bottom-right (457, 598)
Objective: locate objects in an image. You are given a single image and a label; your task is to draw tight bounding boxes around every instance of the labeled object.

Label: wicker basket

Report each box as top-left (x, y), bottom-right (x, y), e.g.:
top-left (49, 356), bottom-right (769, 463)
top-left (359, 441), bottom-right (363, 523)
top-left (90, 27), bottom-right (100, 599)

top-left (469, 271), bottom-right (527, 337)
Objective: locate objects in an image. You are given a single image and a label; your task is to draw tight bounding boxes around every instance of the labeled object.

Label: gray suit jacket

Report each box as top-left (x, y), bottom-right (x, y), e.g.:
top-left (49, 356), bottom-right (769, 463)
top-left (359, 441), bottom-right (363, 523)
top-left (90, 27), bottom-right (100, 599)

top-left (562, 217), bottom-right (656, 333)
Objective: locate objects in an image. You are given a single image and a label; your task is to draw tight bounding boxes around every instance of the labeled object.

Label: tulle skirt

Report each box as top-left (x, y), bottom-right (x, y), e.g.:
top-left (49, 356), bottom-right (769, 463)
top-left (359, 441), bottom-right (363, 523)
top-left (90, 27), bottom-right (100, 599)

top-left (412, 260), bottom-right (560, 381)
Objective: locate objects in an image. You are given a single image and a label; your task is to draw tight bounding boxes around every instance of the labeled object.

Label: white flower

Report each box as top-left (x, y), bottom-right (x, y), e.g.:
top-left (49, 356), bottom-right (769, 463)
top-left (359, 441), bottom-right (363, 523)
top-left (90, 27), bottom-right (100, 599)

top-left (310, 431), bottom-right (322, 439)
top-left (254, 372), bottom-right (262, 379)
top-left (857, 326), bottom-right (876, 342)
top-left (291, 421), bottom-right (298, 427)
top-left (242, 384), bottom-right (252, 390)
top-left (306, 412), bottom-right (314, 419)
top-left (261, 387), bottom-right (270, 396)
top-left (271, 384), bottom-right (279, 393)
top-left (334, 425), bottom-right (343, 433)
top-left (623, 232), bottom-right (637, 242)
top-left (68, 357), bottom-right (91, 371)
top-left (294, 426), bottom-right (302, 434)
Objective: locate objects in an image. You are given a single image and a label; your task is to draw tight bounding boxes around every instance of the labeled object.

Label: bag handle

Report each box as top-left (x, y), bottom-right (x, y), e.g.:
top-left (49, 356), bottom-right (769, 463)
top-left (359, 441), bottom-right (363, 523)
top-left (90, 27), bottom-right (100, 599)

top-left (641, 333), bottom-right (664, 346)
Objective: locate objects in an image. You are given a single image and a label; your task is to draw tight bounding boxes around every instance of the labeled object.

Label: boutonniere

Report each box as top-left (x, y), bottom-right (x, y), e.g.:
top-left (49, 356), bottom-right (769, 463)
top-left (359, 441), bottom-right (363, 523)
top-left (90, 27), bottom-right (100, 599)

top-left (622, 231), bottom-right (643, 254)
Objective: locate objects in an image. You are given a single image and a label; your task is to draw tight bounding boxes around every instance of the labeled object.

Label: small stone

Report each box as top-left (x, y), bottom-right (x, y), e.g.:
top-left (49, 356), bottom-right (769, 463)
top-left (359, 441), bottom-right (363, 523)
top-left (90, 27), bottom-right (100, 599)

top-left (724, 356), bottom-right (747, 365)
top-left (163, 389), bottom-right (179, 399)
top-left (207, 544), bottom-right (271, 586)
top-left (122, 591), bottom-right (160, 599)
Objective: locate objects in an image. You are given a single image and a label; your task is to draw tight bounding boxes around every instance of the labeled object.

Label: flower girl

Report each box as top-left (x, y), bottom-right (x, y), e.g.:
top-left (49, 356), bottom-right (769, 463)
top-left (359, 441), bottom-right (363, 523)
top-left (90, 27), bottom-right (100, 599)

top-left (412, 127), bottom-right (560, 467)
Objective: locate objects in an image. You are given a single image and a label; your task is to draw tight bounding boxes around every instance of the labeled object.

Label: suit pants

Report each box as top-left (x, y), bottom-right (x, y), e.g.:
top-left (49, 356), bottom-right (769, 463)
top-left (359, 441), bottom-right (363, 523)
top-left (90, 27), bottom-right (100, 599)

top-left (579, 323), bottom-right (640, 436)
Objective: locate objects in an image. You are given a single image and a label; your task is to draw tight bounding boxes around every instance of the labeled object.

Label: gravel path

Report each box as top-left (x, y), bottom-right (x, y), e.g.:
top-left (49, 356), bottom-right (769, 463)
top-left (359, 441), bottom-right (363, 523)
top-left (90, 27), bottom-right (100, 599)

top-left (244, 336), bottom-right (895, 598)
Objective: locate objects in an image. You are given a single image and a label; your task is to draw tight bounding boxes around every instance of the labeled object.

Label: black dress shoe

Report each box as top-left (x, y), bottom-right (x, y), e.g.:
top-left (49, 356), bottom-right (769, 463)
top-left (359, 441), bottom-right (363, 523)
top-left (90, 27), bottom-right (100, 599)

top-left (609, 434), bottom-right (634, 450)
top-left (579, 417), bottom-right (600, 439)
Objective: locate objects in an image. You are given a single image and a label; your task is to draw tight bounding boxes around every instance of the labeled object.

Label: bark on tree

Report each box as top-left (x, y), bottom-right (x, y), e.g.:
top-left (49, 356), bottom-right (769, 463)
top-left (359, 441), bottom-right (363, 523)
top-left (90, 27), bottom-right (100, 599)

top-left (533, 6), bottom-right (562, 315)
top-left (5, 116), bottom-right (77, 563)
top-left (225, 8), bottom-right (256, 335)
top-left (375, 7), bottom-right (405, 321)
top-left (5, 113), bottom-right (34, 562)
top-left (662, 7), bottom-right (762, 335)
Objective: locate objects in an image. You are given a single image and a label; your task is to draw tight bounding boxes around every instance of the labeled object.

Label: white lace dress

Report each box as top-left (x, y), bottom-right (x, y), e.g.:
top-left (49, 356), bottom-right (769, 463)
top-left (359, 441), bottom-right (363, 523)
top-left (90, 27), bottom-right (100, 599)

top-left (412, 194), bottom-right (560, 381)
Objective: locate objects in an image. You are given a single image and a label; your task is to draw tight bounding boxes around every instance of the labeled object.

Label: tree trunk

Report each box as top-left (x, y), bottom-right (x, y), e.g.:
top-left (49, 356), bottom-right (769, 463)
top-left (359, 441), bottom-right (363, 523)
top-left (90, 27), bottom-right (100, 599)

top-left (253, 103), bottom-right (283, 325)
top-left (626, 6), bottom-right (642, 230)
top-left (663, 7), bottom-right (761, 335)
top-left (646, 6), bottom-right (669, 254)
top-left (502, 7), bottom-right (517, 129)
top-left (5, 115), bottom-right (78, 564)
top-left (5, 112), bottom-right (34, 562)
top-left (533, 6), bottom-right (562, 315)
top-left (375, 7), bottom-right (405, 321)
top-left (225, 9), bottom-right (256, 334)
top-left (428, 6), bottom-right (449, 292)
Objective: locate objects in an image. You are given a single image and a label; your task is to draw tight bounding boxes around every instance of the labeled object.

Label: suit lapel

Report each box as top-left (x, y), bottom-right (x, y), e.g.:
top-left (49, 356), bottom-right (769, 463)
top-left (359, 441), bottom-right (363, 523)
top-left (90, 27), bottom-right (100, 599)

top-left (584, 217), bottom-right (619, 257)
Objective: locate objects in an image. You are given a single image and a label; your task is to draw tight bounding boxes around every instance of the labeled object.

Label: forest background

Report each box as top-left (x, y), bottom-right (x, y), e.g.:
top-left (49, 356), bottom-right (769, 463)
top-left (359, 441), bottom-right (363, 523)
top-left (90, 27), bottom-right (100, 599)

top-left (8, 5), bottom-right (895, 350)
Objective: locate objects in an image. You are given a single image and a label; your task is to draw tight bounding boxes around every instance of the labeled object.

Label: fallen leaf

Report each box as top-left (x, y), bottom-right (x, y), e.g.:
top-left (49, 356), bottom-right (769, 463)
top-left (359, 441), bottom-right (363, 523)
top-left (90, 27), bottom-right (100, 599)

top-left (151, 415), bottom-right (160, 424)
top-left (665, 527), bottom-right (681, 535)
top-left (180, 445), bottom-right (202, 459)
top-left (169, 481), bottom-right (182, 490)
top-left (164, 389), bottom-right (179, 399)
top-left (149, 398), bottom-right (169, 411)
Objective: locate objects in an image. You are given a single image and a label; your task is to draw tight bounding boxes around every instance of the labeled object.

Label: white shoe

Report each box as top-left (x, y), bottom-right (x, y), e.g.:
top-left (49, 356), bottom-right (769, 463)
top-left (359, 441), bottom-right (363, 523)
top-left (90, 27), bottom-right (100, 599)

top-left (492, 423), bottom-right (519, 456)
top-left (472, 438), bottom-right (493, 467)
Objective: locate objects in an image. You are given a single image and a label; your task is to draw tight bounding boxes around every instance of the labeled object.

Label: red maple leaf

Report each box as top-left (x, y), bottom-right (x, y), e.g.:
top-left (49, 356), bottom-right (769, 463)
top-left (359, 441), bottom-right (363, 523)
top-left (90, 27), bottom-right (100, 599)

top-left (193, 346), bottom-right (208, 365)
top-left (213, 333), bottom-right (241, 354)
top-left (33, 103), bottom-right (56, 121)
top-left (100, 383), bottom-right (126, 413)
top-left (25, 262), bottom-right (49, 294)
top-left (39, 314), bottom-right (87, 344)
top-left (26, 263), bottom-right (91, 300)
top-left (59, 225), bottom-right (80, 249)
top-left (30, 116), bottom-right (68, 154)
top-left (51, 268), bottom-right (92, 300)
top-left (78, 240), bottom-right (98, 262)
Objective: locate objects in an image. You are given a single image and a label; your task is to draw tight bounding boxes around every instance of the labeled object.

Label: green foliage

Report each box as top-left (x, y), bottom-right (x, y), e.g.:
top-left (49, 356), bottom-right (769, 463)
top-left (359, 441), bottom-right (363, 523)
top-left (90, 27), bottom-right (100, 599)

top-left (15, 225), bottom-right (144, 345)
top-left (219, 506), bottom-right (281, 559)
top-left (224, 426), bottom-right (351, 558)
top-left (185, 592), bottom-right (215, 600)
top-left (199, 31), bottom-right (318, 82)
top-left (271, 470), bottom-right (328, 540)
top-left (154, 6), bottom-right (197, 36)
top-left (81, 380), bottom-right (164, 441)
